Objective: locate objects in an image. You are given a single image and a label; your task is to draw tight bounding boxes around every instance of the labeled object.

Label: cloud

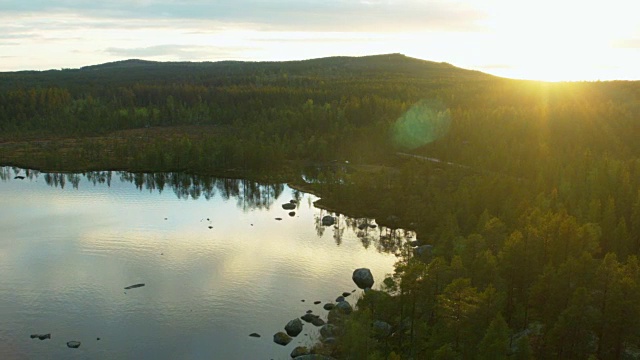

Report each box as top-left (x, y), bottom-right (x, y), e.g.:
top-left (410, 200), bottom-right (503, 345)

top-left (105, 44), bottom-right (251, 60)
top-left (0, 0), bottom-right (486, 32)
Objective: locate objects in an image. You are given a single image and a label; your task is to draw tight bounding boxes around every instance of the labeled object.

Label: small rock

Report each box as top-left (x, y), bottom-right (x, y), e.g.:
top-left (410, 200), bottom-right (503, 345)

top-left (275, 218), bottom-right (283, 221)
top-left (282, 203), bottom-right (296, 210)
top-left (249, 333), bottom-right (261, 338)
top-left (369, 224), bottom-right (377, 228)
top-left (273, 332), bottom-right (292, 346)
top-left (323, 303), bottom-right (335, 310)
top-left (311, 317), bottom-right (326, 326)
top-left (289, 199), bottom-right (297, 204)
top-left (301, 299), bottom-right (305, 302)
top-left (314, 301), bottom-right (321, 304)
top-left (321, 216), bottom-right (336, 226)
top-left (97, 337), bottom-right (100, 341)
top-left (342, 292), bottom-right (351, 297)
top-left (357, 223), bottom-right (368, 230)
top-left (335, 296), bottom-right (345, 303)
top-left (66, 341), bottom-right (81, 348)
top-left (306, 310), bottom-right (313, 314)
top-left (124, 283), bottom-right (145, 290)
top-left (291, 346), bottom-right (310, 358)
top-left (289, 211), bottom-right (296, 217)
top-left (208, 226), bottom-right (213, 229)
top-left (30, 334), bottom-right (51, 340)
top-left (301, 313), bottom-right (319, 323)
top-left (14, 175), bottom-right (25, 180)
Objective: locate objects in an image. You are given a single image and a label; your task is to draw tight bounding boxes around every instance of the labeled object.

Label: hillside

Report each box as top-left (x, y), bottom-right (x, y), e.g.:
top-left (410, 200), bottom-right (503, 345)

top-left (2, 54), bottom-right (640, 359)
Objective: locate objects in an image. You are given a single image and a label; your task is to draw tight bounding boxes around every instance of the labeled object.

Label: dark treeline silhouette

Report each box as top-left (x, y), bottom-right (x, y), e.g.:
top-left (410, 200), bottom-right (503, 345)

top-left (2, 54), bottom-right (640, 359)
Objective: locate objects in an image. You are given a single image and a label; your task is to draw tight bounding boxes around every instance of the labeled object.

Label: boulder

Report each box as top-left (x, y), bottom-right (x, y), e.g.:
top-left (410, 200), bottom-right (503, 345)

top-left (66, 341), bottom-right (81, 348)
top-left (274, 331), bottom-right (293, 346)
top-left (30, 334), bottom-right (51, 340)
top-left (328, 302), bottom-right (352, 323)
top-left (282, 203), bottom-right (296, 210)
top-left (335, 301), bottom-right (353, 314)
top-left (285, 318), bottom-right (303, 337)
top-left (320, 324), bottom-right (338, 338)
top-left (291, 346), bottom-right (310, 358)
top-left (301, 313), bottom-right (319, 323)
top-left (311, 317), bottom-right (326, 326)
top-left (321, 216), bottom-right (336, 226)
top-left (352, 268), bottom-right (374, 289)
top-left (323, 303), bottom-right (335, 311)
top-left (372, 320), bottom-right (392, 337)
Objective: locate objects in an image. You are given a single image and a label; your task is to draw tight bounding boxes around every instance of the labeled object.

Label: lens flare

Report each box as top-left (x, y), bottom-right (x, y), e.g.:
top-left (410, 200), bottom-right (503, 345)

top-left (392, 100), bottom-right (451, 150)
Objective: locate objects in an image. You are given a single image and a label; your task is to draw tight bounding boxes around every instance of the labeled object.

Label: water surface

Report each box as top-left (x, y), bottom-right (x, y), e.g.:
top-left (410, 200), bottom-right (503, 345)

top-left (0, 167), bottom-right (410, 359)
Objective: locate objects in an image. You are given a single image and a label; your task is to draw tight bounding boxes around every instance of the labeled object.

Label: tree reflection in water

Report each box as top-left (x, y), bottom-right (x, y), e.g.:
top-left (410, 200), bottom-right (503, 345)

top-left (2, 166), bottom-right (416, 254)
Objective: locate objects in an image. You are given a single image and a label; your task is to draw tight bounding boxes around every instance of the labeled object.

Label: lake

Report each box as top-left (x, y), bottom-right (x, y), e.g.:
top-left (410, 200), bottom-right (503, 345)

top-left (0, 167), bottom-right (410, 359)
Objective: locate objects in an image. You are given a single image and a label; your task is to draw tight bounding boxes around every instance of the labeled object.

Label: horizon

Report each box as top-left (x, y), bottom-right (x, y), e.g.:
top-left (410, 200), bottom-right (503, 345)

top-left (1, 0), bottom-right (639, 81)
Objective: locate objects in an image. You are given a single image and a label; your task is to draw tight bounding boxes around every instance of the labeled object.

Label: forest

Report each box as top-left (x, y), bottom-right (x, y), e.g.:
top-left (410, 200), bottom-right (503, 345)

top-left (2, 53), bottom-right (640, 359)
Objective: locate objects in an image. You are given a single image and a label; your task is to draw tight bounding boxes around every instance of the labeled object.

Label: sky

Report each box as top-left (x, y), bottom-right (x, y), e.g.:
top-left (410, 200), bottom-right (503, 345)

top-left (0, 0), bottom-right (638, 81)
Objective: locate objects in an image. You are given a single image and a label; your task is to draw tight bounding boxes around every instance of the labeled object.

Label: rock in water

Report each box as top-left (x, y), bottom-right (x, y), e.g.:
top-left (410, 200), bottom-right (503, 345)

top-left (285, 318), bottom-right (303, 337)
top-left (66, 341), bottom-right (81, 348)
top-left (335, 301), bottom-right (353, 314)
top-left (273, 332), bottom-right (292, 346)
top-left (323, 303), bottom-right (335, 311)
top-left (335, 296), bottom-right (345, 303)
top-left (321, 216), bottom-right (335, 226)
top-left (291, 346), bottom-right (310, 358)
top-left (282, 203), bottom-right (296, 210)
top-left (124, 283), bottom-right (145, 290)
top-left (301, 313), bottom-right (319, 323)
top-left (30, 333), bottom-right (51, 340)
top-left (352, 268), bottom-right (374, 289)
top-left (311, 317), bottom-right (326, 326)
top-left (289, 211), bottom-right (296, 217)
top-left (249, 333), bottom-right (261, 338)
top-left (342, 292), bottom-right (351, 297)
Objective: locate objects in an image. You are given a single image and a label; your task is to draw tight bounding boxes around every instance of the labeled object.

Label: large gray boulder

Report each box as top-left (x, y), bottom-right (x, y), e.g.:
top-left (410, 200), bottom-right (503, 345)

top-left (321, 216), bottom-right (336, 226)
top-left (352, 268), bottom-right (374, 289)
top-left (285, 318), bottom-right (303, 337)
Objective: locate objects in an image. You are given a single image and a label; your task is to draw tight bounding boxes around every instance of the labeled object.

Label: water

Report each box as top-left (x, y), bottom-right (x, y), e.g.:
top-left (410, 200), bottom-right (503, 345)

top-left (0, 167), bottom-right (410, 359)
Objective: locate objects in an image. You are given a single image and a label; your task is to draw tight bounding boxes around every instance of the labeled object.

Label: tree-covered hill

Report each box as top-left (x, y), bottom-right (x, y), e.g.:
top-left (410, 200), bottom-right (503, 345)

top-left (2, 53), bottom-right (640, 359)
